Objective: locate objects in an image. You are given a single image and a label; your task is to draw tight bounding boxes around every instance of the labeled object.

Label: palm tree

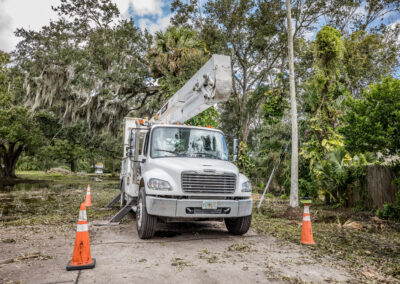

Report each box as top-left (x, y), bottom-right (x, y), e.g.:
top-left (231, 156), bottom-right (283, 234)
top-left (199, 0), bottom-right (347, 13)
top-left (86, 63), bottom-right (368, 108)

top-left (149, 26), bottom-right (207, 79)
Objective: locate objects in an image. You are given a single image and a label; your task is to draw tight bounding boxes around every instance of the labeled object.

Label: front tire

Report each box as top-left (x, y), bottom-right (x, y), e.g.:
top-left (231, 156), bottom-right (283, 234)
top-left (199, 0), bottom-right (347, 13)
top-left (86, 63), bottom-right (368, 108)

top-left (136, 187), bottom-right (157, 239)
top-left (225, 215), bottom-right (252, 235)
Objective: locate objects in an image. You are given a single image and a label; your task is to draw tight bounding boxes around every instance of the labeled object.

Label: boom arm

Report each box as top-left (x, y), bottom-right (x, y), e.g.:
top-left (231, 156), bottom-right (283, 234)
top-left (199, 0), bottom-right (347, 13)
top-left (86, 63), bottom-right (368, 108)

top-left (150, 55), bottom-right (232, 124)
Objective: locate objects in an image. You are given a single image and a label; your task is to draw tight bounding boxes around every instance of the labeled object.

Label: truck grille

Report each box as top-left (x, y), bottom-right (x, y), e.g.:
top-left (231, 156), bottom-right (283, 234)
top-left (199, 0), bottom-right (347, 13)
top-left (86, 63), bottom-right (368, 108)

top-left (181, 173), bottom-right (236, 193)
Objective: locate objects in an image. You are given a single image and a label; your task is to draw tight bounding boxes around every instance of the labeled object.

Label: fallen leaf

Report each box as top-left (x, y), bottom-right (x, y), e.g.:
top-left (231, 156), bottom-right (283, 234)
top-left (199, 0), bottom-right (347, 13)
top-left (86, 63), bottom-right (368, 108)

top-left (343, 220), bottom-right (363, 230)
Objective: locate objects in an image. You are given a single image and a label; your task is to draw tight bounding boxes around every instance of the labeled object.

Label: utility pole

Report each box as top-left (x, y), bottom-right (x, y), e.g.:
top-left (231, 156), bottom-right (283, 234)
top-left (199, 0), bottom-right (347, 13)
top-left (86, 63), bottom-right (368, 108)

top-left (286, 0), bottom-right (299, 208)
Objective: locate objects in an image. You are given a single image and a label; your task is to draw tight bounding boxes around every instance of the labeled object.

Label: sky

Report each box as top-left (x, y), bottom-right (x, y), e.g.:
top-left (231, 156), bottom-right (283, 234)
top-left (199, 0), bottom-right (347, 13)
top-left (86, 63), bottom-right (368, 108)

top-left (0, 0), bottom-right (174, 52)
top-left (0, 0), bottom-right (399, 53)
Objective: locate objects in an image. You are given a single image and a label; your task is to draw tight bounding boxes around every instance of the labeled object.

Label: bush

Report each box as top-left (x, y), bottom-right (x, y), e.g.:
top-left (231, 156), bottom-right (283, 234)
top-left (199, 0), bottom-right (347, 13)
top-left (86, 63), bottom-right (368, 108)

top-left (280, 193), bottom-right (288, 199)
top-left (299, 178), bottom-right (318, 198)
top-left (77, 160), bottom-right (92, 173)
top-left (377, 203), bottom-right (400, 222)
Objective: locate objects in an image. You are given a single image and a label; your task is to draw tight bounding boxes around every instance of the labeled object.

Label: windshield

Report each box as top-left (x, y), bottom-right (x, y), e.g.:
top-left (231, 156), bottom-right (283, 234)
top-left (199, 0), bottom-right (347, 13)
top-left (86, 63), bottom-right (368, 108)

top-left (150, 127), bottom-right (229, 160)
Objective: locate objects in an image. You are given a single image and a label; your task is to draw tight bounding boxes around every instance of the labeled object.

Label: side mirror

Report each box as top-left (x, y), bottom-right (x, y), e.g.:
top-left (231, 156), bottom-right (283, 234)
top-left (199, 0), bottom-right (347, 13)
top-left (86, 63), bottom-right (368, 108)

top-left (233, 138), bottom-right (239, 162)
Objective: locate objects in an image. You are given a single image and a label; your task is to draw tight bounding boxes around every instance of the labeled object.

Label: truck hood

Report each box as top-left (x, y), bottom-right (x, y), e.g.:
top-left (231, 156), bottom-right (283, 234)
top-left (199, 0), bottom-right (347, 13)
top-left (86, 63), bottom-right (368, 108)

top-left (148, 157), bottom-right (239, 176)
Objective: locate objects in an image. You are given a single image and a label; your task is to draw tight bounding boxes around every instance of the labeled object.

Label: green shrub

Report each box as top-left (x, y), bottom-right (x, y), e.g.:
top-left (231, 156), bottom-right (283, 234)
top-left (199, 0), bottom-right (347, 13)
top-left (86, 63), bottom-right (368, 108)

top-left (265, 193), bottom-right (274, 198)
top-left (299, 178), bottom-right (318, 198)
top-left (280, 193), bottom-right (288, 199)
top-left (77, 160), bottom-right (91, 172)
top-left (377, 203), bottom-right (400, 222)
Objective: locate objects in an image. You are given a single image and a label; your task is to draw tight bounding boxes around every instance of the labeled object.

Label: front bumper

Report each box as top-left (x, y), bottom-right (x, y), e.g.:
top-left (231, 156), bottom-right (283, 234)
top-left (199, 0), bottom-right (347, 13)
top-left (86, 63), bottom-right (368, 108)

top-left (146, 196), bottom-right (252, 218)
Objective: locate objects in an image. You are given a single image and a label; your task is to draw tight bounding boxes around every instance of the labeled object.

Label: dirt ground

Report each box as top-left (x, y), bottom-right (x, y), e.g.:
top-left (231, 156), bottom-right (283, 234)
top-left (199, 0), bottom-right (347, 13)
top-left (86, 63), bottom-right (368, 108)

top-left (0, 219), bottom-right (354, 284)
top-left (1, 172), bottom-right (399, 283)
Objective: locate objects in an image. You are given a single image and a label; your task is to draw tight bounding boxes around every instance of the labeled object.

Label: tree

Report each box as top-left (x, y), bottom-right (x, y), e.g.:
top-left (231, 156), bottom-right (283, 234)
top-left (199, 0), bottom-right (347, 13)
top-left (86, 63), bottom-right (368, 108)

top-left (286, 0), bottom-right (299, 208)
top-left (15, 0), bottom-right (155, 131)
top-left (343, 29), bottom-right (400, 97)
top-left (302, 26), bottom-right (347, 160)
top-left (148, 26), bottom-right (220, 126)
top-left (0, 52), bottom-right (42, 178)
top-left (341, 76), bottom-right (400, 157)
top-left (172, 0), bottom-right (289, 143)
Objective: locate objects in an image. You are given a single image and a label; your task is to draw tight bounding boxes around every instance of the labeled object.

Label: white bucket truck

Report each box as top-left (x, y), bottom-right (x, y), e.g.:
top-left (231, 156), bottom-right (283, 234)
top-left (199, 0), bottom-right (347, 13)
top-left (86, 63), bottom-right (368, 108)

top-left (120, 55), bottom-right (252, 239)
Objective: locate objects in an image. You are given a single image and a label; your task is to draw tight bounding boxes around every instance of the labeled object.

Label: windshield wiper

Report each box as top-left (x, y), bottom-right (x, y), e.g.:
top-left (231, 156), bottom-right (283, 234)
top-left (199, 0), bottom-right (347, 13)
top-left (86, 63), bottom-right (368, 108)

top-left (154, 149), bottom-right (182, 156)
top-left (192, 152), bottom-right (219, 159)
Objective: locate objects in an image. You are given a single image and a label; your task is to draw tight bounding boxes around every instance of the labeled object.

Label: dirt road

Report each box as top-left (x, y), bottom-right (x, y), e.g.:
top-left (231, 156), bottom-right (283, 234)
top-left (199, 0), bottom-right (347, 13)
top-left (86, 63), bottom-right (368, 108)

top-left (0, 219), bottom-right (354, 284)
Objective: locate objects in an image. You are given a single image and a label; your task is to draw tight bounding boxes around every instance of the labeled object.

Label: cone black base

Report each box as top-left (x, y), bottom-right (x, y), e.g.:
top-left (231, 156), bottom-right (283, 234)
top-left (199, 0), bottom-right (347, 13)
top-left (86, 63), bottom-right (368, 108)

top-left (66, 258), bottom-right (96, 271)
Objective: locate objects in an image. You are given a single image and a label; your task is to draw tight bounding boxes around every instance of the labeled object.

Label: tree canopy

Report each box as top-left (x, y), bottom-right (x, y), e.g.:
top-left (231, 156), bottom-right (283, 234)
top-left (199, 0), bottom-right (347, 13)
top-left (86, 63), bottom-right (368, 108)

top-left (341, 76), bottom-right (400, 156)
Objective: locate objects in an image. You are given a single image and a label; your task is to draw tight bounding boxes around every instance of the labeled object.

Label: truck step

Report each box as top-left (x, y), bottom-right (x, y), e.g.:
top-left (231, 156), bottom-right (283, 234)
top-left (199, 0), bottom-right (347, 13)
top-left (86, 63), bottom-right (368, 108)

top-left (109, 198), bottom-right (137, 223)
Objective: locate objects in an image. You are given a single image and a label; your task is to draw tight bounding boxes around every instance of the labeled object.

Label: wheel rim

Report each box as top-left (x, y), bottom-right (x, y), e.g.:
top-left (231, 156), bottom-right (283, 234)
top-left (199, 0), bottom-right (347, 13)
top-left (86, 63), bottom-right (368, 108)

top-left (137, 197), bottom-right (143, 229)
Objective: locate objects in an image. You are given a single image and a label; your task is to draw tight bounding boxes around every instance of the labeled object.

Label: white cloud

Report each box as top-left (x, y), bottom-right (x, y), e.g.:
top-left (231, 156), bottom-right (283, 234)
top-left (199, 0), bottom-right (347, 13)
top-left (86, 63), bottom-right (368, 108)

top-left (113, 0), bottom-right (130, 18)
top-left (131, 0), bottom-right (164, 16)
top-left (114, 0), bottom-right (164, 17)
top-left (0, 0), bottom-right (59, 52)
top-left (138, 14), bottom-right (171, 33)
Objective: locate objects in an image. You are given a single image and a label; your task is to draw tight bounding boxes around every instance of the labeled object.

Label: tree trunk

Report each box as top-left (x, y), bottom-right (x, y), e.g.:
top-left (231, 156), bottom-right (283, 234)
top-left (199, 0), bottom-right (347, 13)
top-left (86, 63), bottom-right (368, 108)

top-left (0, 144), bottom-right (24, 178)
top-left (286, 0), bottom-right (299, 208)
top-left (70, 159), bottom-right (76, 172)
top-left (241, 113), bottom-right (250, 144)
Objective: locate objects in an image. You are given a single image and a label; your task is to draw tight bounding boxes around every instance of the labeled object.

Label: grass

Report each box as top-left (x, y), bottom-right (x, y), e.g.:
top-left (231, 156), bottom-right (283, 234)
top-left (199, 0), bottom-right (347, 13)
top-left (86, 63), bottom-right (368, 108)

top-left (251, 193), bottom-right (400, 281)
top-left (0, 171), bottom-right (120, 227)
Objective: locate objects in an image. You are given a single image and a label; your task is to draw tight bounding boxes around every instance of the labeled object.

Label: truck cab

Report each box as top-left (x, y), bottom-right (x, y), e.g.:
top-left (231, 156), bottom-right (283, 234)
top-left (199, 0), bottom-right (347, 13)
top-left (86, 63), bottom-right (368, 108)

top-left (120, 120), bottom-right (253, 239)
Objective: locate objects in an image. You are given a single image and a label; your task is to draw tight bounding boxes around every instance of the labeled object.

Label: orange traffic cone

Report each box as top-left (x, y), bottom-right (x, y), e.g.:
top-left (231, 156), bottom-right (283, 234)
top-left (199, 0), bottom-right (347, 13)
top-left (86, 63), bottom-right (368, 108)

top-left (66, 203), bottom-right (96, 271)
top-left (84, 184), bottom-right (92, 207)
top-left (300, 203), bottom-right (315, 245)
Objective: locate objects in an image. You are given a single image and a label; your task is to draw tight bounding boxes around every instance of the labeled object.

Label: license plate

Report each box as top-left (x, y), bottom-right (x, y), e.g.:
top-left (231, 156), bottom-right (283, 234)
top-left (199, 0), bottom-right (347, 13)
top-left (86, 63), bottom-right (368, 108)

top-left (202, 201), bottom-right (217, 210)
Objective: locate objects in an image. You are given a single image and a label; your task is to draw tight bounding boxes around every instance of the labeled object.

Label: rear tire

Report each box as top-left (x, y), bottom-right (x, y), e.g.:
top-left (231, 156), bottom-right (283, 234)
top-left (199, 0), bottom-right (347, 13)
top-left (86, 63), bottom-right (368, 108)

top-left (136, 187), bottom-right (157, 239)
top-left (120, 179), bottom-right (127, 208)
top-left (225, 215), bottom-right (252, 235)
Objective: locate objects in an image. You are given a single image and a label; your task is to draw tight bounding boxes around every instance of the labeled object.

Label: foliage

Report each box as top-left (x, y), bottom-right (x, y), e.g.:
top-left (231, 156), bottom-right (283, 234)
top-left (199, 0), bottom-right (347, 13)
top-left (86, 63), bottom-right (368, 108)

top-left (313, 147), bottom-right (364, 205)
top-left (376, 201), bottom-right (400, 222)
top-left (15, 0), bottom-right (152, 131)
top-left (341, 76), bottom-right (400, 157)
top-left (172, 0), bottom-right (290, 142)
top-left (299, 177), bottom-right (318, 199)
top-left (237, 142), bottom-right (254, 177)
top-left (0, 51), bottom-right (43, 178)
top-left (343, 30), bottom-right (400, 96)
top-left (249, 120), bottom-right (290, 193)
top-left (377, 167), bottom-right (400, 222)
top-left (302, 26), bottom-right (347, 148)
top-left (148, 26), bottom-right (214, 124)
top-left (187, 107), bottom-right (220, 128)
top-left (149, 26), bottom-right (208, 95)
top-left (280, 193), bottom-right (288, 199)
top-left (3, 0), bottom-right (400, 210)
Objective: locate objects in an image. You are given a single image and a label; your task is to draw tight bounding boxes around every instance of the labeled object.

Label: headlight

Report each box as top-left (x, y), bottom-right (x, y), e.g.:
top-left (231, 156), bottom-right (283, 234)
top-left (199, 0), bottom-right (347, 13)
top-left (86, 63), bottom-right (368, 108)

top-left (241, 181), bottom-right (252, 192)
top-left (147, 178), bottom-right (171, 191)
